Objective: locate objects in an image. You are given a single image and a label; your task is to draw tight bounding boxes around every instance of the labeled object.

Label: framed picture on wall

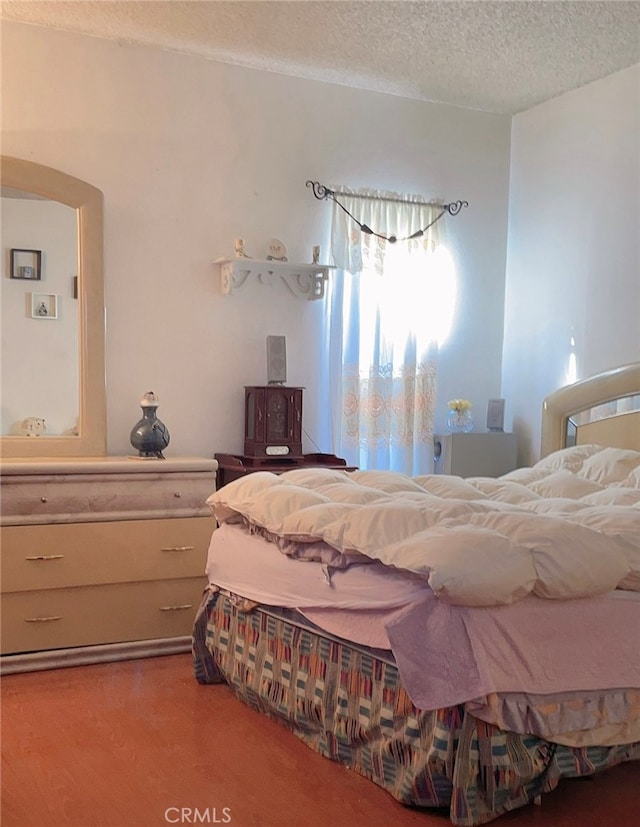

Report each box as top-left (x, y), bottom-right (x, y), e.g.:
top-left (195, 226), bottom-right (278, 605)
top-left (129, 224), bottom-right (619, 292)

top-left (30, 293), bottom-right (58, 319)
top-left (10, 248), bottom-right (42, 281)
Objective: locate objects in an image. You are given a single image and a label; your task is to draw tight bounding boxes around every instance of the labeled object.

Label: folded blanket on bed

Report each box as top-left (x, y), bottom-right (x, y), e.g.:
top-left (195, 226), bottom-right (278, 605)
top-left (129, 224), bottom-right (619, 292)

top-left (206, 445), bottom-right (640, 608)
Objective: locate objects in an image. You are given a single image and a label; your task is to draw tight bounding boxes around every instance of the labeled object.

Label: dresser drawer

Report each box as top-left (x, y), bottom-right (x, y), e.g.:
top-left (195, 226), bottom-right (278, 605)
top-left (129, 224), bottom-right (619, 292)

top-left (1, 517), bottom-right (214, 593)
top-left (1, 577), bottom-right (207, 654)
top-left (1, 470), bottom-right (216, 525)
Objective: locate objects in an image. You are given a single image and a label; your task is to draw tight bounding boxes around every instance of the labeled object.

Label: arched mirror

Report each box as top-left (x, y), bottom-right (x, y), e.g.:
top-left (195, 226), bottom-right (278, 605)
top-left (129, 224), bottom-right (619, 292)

top-left (0, 156), bottom-right (106, 457)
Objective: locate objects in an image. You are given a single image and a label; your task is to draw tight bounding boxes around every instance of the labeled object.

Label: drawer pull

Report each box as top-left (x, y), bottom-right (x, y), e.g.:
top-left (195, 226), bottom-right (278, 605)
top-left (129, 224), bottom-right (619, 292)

top-left (25, 554), bottom-right (65, 561)
top-left (160, 546), bottom-right (194, 552)
top-left (40, 496), bottom-right (48, 503)
top-left (159, 604), bottom-right (193, 612)
top-left (173, 492), bottom-right (182, 498)
top-left (25, 616), bottom-right (63, 623)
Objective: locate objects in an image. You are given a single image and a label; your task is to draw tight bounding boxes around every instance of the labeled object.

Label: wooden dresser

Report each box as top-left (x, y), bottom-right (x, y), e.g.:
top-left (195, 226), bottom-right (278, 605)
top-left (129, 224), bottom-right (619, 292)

top-left (0, 456), bottom-right (217, 673)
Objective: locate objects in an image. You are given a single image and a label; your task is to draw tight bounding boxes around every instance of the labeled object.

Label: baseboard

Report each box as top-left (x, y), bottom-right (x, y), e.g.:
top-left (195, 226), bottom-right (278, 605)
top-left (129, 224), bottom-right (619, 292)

top-left (0, 636), bottom-right (192, 675)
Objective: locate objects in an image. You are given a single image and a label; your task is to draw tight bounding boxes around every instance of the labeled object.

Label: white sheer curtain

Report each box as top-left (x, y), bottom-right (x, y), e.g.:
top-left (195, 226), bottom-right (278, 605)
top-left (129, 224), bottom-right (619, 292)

top-left (322, 187), bottom-right (455, 475)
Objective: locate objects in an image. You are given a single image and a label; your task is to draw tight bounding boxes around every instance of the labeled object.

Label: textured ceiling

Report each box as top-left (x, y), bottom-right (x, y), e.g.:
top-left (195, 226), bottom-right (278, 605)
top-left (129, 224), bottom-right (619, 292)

top-left (2, 0), bottom-right (640, 114)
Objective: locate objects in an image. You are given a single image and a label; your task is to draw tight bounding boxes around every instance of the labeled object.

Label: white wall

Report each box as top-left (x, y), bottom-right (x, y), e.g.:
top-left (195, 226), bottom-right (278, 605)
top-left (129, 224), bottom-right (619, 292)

top-left (1, 21), bottom-right (511, 461)
top-left (503, 65), bottom-right (640, 464)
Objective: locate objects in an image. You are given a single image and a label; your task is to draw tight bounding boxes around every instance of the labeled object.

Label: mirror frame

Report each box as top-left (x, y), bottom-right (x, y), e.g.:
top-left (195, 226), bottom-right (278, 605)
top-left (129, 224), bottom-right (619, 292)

top-left (1, 156), bottom-right (106, 457)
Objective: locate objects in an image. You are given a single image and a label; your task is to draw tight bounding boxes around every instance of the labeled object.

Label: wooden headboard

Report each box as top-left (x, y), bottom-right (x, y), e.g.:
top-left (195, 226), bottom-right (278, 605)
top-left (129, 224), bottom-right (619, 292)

top-left (540, 362), bottom-right (640, 457)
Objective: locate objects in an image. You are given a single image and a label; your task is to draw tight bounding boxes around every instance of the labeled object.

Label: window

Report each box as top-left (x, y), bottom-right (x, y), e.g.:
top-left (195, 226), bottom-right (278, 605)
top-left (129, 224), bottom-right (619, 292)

top-left (321, 188), bottom-right (456, 474)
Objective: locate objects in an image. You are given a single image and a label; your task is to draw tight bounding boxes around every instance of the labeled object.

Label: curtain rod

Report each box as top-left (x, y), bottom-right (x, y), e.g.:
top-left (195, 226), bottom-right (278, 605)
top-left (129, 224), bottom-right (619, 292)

top-left (330, 188), bottom-right (441, 207)
top-left (305, 180), bottom-right (469, 243)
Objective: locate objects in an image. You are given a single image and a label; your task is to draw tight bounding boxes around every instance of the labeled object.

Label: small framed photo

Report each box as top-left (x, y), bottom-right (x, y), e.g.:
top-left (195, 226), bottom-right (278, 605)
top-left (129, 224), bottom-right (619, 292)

top-left (10, 248), bottom-right (42, 281)
top-left (31, 293), bottom-right (58, 319)
top-left (486, 398), bottom-right (506, 431)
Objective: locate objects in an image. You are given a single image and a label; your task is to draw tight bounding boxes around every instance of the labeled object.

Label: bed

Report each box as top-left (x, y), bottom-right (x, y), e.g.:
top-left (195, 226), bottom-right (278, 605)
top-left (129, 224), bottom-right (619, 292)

top-left (192, 362), bottom-right (640, 825)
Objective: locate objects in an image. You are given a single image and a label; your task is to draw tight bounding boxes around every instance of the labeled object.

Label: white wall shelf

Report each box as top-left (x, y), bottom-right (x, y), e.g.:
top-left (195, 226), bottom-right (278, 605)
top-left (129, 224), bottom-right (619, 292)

top-left (215, 258), bottom-right (334, 300)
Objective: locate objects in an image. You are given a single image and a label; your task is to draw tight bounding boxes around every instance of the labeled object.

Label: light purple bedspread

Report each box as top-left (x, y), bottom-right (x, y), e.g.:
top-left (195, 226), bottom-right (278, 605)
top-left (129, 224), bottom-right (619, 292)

top-left (384, 588), bottom-right (640, 710)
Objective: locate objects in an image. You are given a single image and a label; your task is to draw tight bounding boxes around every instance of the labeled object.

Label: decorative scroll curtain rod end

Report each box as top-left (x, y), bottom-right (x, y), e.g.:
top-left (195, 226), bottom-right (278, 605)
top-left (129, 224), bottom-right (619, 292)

top-left (444, 200), bottom-right (469, 215)
top-left (306, 180), bottom-right (334, 200)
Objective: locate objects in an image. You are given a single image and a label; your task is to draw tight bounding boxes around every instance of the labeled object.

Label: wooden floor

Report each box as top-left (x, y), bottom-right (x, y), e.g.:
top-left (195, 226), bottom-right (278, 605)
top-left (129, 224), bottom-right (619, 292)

top-left (1, 653), bottom-right (638, 827)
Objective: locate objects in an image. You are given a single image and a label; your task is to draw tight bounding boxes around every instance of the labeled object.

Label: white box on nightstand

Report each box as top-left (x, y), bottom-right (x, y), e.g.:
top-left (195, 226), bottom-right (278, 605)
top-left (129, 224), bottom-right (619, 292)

top-left (434, 432), bottom-right (518, 477)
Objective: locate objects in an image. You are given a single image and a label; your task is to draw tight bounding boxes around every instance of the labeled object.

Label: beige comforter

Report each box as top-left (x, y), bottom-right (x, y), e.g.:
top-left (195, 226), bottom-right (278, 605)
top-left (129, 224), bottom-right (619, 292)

top-left (207, 444), bottom-right (640, 607)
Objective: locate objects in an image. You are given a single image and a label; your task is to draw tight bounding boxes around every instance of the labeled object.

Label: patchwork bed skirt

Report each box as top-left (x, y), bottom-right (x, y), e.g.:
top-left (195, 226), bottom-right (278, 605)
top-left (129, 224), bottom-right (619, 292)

top-left (192, 587), bottom-right (640, 826)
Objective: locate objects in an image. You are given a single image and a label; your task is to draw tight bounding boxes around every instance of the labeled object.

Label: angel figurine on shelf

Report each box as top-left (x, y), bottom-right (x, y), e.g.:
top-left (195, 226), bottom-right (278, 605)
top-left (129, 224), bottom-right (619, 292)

top-left (234, 238), bottom-right (250, 258)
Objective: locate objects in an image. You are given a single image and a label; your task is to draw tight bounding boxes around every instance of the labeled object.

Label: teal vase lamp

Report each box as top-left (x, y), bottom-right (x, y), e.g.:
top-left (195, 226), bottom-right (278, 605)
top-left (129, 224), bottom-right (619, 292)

top-left (130, 391), bottom-right (170, 458)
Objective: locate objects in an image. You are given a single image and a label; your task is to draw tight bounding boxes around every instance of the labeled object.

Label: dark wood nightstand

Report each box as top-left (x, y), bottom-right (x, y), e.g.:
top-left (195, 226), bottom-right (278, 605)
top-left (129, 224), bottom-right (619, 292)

top-left (214, 452), bottom-right (357, 488)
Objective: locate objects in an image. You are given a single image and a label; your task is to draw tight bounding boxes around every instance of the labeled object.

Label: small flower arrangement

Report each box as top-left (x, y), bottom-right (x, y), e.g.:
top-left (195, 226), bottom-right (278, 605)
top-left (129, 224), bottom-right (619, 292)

top-left (447, 399), bottom-right (474, 432)
top-left (448, 398), bottom-right (472, 413)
